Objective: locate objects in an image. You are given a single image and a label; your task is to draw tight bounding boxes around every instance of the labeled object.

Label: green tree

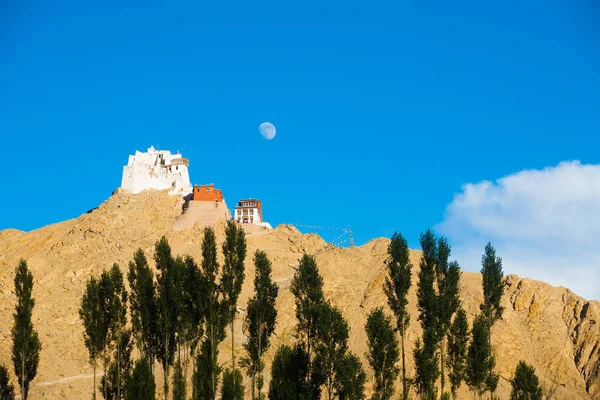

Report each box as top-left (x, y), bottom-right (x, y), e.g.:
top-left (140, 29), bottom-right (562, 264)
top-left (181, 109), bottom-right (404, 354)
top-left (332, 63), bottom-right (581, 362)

top-left (365, 307), bottom-right (399, 400)
top-left (172, 361), bottom-right (185, 400)
top-left (221, 368), bottom-right (245, 400)
top-left (314, 302), bottom-right (350, 400)
top-left (101, 330), bottom-right (133, 400)
top-left (192, 341), bottom-right (215, 400)
top-left (436, 245), bottom-right (461, 398)
top-left (510, 361), bottom-right (543, 400)
top-left (268, 344), bottom-right (313, 400)
top-left (382, 232), bottom-right (412, 400)
top-left (480, 243), bottom-right (504, 399)
top-left (413, 230), bottom-right (439, 400)
top-left (195, 227), bottom-right (228, 400)
top-left (154, 236), bottom-right (177, 399)
top-left (241, 250), bottom-right (279, 400)
top-left (128, 249), bottom-right (160, 370)
top-left (0, 364), bottom-right (15, 400)
top-left (221, 221), bottom-right (247, 389)
top-left (446, 308), bottom-right (469, 400)
top-left (106, 265), bottom-right (129, 400)
top-left (127, 358), bottom-right (155, 400)
top-left (290, 255), bottom-right (325, 372)
top-left (11, 260), bottom-right (41, 400)
top-left (466, 315), bottom-right (495, 399)
top-left (480, 243), bottom-right (505, 327)
top-left (334, 353), bottom-right (365, 400)
top-left (180, 255), bottom-right (204, 398)
top-left (80, 275), bottom-right (104, 400)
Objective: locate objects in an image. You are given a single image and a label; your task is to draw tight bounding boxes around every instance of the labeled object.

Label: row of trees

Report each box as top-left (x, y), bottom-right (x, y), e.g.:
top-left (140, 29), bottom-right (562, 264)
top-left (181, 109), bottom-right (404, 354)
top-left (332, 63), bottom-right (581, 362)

top-left (0, 260), bottom-right (41, 400)
top-left (368, 230), bottom-right (543, 400)
top-left (267, 254), bottom-right (367, 400)
top-left (268, 230), bottom-right (542, 400)
top-left (79, 221), bottom-right (278, 400)
top-left (76, 222), bottom-right (544, 400)
top-left (0, 225), bottom-right (543, 400)
top-left (369, 230), bottom-right (503, 400)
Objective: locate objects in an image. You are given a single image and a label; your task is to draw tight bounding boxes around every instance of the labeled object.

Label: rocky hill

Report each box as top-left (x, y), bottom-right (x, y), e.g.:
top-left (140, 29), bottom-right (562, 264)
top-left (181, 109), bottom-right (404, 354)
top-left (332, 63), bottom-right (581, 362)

top-left (0, 191), bottom-right (598, 399)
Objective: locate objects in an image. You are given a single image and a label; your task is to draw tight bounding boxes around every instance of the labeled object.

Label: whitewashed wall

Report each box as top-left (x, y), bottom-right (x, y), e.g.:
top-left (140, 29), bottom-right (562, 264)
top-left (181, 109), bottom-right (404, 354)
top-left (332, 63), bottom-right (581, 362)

top-left (120, 146), bottom-right (192, 196)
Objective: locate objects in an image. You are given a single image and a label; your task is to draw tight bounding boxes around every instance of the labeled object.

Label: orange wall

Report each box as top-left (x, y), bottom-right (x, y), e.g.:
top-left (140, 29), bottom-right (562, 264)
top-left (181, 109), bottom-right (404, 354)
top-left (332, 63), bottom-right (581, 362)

top-left (193, 185), bottom-right (224, 202)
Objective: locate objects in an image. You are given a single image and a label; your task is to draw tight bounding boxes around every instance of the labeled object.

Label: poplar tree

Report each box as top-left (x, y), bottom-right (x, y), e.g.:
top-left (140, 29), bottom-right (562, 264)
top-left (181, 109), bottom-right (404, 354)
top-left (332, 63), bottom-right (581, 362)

top-left (365, 307), bottom-right (399, 400)
top-left (413, 230), bottom-right (439, 400)
top-left (268, 344), bottom-right (312, 400)
top-left (466, 315), bottom-right (494, 399)
top-left (106, 264), bottom-right (128, 400)
top-left (436, 247), bottom-right (461, 398)
top-left (172, 363), bottom-right (185, 400)
top-left (101, 330), bottom-right (133, 400)
top-left (480, 243), bottom-right (504, 399)
top-left (128, 249), bottom-right (160, 370)
top-left (446, 308), bottom-right (469, 400)
top-left (221, 369), bottom-right (244, 400)
top-left (193, 227), bottom-right (228, 400)
top-left (382, 232), bottom-right (412, 400)
top-left (334, 352), bottom-right (365, 400)
top-left (180, 255), bottom-right (204, 397)
top-left (154, 236), bottom-right (177, 399)
top-left (171, 256), bottom-right (188, 400)
top-left (314, 302), bottom-right (350, 400)
top-left (241, 250), bottom-right (279, 399)
top-left (510, 361), bottom-right (543, 400)
top-left (0, 364), bottom-right (15, 400)
top-left (221, 220), bottom-right (247, 395)
top-left (80, 275), bottom-right (104, 400)
top-left (290, 255), bottom-right (325, 376)
top-left (11, 260), bottom-right (41, 400)
top-left (127, 357), bottom-right (156, 400)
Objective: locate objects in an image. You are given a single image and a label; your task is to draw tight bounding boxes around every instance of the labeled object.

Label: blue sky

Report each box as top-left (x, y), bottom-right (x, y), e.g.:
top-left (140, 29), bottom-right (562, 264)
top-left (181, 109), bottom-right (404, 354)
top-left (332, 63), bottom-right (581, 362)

top-left (1, 1), bottom-right (599, 296)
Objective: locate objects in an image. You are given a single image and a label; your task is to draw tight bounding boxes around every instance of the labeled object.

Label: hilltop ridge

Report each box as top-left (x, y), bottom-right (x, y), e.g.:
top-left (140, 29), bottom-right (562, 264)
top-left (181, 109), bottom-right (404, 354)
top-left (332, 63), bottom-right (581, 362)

top-left (0, 190), bottom-right (598, 399)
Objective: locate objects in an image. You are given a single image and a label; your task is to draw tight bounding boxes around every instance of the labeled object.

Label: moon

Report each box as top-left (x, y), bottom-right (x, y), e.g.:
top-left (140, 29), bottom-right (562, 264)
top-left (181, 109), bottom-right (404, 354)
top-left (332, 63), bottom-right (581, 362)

top-left (259, 122), bottom-right (276, 140)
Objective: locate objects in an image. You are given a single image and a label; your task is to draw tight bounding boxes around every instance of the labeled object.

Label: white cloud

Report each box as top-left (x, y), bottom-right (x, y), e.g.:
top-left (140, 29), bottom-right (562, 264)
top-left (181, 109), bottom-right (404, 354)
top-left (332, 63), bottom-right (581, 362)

top-left (436, 161), bottom-right (600, 300)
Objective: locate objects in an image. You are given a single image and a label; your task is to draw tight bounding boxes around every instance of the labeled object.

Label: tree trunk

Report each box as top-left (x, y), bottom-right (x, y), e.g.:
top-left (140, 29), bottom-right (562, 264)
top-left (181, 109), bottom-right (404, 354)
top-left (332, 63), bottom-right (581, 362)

top-left (117, 341), bottom-right (121, 400)
top-left (257, 321), bottom-right (262, 400)
top-left (231, 314), bottom-right (236, 386)
top-left (488, 321), bottom-right (493, 400)
top-left (191, 347), bottom-right (196, 400)
top-left (307, 325), bottom-right (311, 378)
top-left (164, 336), bottom-right (169, 400)
top-left (93, 356), bottom-right (97, 400)
top-left (441, 335), bottom-right (446, 397)
top-left (183, 342), bottom-right (188, 400)
top-left (401, 325), bottom-right (408, 400)
top-left (210, 324), bottom-right (215, 400)
top-left (22, 350), bottom-right (25, 400)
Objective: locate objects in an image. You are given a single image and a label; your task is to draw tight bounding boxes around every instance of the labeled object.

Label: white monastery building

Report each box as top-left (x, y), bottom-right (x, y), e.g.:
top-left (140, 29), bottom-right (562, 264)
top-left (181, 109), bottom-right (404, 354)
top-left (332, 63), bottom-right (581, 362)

top-left (121, 146), bottom-right (192, 196)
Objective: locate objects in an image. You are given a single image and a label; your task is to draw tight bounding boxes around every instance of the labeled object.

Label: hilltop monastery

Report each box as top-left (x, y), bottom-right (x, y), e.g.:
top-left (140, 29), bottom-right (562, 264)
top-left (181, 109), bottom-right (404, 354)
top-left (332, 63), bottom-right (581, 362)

top-left (120, 146), bottom-right (271, 229)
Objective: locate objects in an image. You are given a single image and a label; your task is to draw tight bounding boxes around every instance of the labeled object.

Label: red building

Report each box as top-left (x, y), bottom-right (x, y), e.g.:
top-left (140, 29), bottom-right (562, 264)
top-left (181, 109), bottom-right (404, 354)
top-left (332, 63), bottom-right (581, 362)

top-left (193, 184), bottom-right (224, 202)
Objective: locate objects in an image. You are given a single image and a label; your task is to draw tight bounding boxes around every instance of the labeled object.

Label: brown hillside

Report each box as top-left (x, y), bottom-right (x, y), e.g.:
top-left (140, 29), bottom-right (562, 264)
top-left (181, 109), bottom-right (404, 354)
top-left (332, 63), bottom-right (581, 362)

top-left (0, 190), bottom-right (598, 399)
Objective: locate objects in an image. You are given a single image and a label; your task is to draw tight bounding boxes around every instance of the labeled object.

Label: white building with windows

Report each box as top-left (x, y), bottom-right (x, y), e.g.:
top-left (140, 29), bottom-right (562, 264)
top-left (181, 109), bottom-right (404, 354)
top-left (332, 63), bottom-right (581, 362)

top-left (234, 199), bottom-right (272, 229)
top-left (120, 146), bottom-right (192, 196)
